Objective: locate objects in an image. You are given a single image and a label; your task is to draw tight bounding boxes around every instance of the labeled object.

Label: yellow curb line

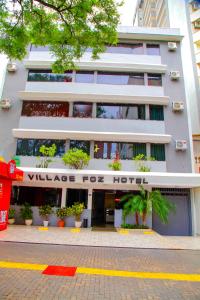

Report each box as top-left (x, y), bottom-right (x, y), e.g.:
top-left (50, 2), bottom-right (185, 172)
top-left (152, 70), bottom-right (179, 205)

top-left (70, 228), bottom-right (81, 233)
top-left (118, 229), bottom-right (129, 235)
top-left (0, 261), bottom-right (47, 271)
top-left (38, 227), bottom-right (48, 231)
top-left (0, 261), bottom-right (200, 282)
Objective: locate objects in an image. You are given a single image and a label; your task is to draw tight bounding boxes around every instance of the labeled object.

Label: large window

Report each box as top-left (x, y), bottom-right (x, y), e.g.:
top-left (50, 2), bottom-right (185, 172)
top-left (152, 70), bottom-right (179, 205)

top-left (148, 73), bottom-right (162, 86)
top-left (97, 72), bottom-right (144, 85)
top-left (105, 43), bottom-right (144, 54)
top-left (73, 102), bottom-right (93, 118)
top-left (149, 105), bottom-right (164, 121)
top-left (75, 71), bottom-right (94, 83)
top-left (96, 104), bottom-right (145, 120)
top-left (67, 189), bottom-right (88, 207)
top-left (151, 144), bottom-right (165, 161)
top-left (94, 142), bottom-right (146, 160)
top-left (11, 186), bottom-right (61, 207)
top-left (146, 44), bottom-right (160, 55)
top-left (22, 101), bottom-right (69, 117)
top-left (28, 70), bottom-right (73, 82)
top-left (70, 140), bottom-right (90, 154)
top-left (16, 139), bottom-right (66, 156)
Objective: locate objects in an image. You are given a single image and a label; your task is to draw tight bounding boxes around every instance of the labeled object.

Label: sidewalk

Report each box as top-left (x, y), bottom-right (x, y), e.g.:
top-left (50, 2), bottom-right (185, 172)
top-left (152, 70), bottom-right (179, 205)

top-left (0, 225), bottom-right (200, 250)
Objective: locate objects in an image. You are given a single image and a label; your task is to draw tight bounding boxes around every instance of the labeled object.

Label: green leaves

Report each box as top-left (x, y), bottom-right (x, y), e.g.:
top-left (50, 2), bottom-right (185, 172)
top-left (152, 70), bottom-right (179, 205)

top-left (62, 148), bottom-right (90, 169)
top-left (0, 0), bottom-right (121, 72)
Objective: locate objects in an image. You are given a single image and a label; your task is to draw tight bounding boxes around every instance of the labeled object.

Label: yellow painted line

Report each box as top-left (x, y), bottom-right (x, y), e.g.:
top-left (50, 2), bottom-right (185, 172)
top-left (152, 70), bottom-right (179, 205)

top-left (143, 231), bottom-right (154, 235)
top-left (118, 229), bottom-right (129, 235)
top-left (0, 261), bottom-right (47, 271)
top-left (70, 228), bottom-right (80, 233)
top-left (38, 227), bottom-right (48, 231)
top-left (76, 267), bottom-right (200, 282)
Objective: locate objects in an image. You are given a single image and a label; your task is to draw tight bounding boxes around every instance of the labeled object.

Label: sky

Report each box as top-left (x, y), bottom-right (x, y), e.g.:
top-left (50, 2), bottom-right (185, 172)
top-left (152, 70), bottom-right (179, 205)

top-left (0, 0), bottom-right (138, 96)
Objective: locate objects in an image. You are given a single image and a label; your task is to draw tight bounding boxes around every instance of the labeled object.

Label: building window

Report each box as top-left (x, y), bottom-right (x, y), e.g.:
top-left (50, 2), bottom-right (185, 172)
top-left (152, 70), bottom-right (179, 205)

top-left (146, 44), bottom-right (160, 55)
top-left (11, 186), bottom-right (61, 207)
top-left (21, 101), bottom-right (69, 117)
top-left (16, 139), bottom-right (66, 156)
top-left (151, 144), bottom-right (165, 161)
top-left (28, 70), bottom-right (73, 82)
top-left (147, 73), bottom-right (162, 86)
top-left (96, 104), bottom-right (145, 120)
top-left (97, 72), bottom-right (144, 85)
top-left (149, 105), bottom-right (164, 120)
top-left (105, 43), bottom-right (144, 54)
top-left (75, 71), bottom-right (94, 83)
top-left (67, 188), bottom-right (88, 207)
top-left (94, 142), bottom-right (146, 160)
top-left (73, 102), bottom-right (93, 118)
top-left (70, 140), bottom-right (90, 154)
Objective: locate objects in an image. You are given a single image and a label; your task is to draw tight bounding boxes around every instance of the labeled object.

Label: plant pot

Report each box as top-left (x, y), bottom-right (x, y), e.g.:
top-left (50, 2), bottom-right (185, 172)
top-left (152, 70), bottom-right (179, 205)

top-left (8, 218), bottom-right (15, 225)
top-left (43, 220), bottom-right (49, 227)
top-left (25, 219), bottom-right (32, 226)
top-left (75, 220), bottom-right (82, 228)
top-left (57, 219), bottom-right (65, 227)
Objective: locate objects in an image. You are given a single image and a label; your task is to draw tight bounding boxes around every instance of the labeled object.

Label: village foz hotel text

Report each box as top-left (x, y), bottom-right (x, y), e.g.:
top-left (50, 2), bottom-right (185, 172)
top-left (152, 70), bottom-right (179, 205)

top-left (27, 173), bottom-right (149, 185)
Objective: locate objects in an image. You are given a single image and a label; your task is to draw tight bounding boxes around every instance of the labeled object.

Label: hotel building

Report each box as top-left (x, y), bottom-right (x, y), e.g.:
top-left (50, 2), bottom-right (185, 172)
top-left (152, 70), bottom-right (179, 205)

top-left (1, 26), bottom-right (200, 235)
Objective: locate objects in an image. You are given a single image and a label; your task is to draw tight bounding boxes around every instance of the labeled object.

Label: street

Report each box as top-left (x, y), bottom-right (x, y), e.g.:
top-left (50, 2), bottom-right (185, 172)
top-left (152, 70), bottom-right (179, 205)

top-left (0, 242), bottom-right (200, 299)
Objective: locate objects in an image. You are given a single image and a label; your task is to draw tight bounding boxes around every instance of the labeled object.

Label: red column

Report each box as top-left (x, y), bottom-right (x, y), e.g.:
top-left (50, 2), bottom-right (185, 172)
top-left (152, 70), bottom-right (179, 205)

top-left (0, 178), bottom-right (12, 231)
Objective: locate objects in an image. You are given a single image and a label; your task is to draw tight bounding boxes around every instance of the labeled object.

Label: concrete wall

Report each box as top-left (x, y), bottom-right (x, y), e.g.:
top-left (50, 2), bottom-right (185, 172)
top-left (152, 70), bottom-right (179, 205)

top-left (114, 209), bottom-right (152, 228)
top-left (193, 188), bottom-right (200, 235)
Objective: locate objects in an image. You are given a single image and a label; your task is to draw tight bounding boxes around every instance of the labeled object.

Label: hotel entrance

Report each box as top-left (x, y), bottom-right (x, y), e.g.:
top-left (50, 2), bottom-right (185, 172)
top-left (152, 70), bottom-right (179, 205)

top-left (92, 190), bottom-right (116, 227)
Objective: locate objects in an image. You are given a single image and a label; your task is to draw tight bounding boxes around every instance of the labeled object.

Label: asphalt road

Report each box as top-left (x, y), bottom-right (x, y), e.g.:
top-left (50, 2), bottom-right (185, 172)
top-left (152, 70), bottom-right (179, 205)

top-left (0, 241), bottom-right (200, 300)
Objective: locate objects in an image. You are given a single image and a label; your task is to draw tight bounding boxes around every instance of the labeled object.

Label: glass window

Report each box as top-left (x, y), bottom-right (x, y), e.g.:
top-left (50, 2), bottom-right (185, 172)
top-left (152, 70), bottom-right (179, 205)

top-left (146, 44), bottom-right (160, 55)
top-left (148, 73), bottom-right (162, 86)
top-left (96, 104), bottom-right (145, 120)
top-left (94, 142), bottom-right (145, 160)
top-left (97, 72), bottom-right (144, 85)
top-left (11, 186), bottom-right (61, 207)
top-left (67, 189), bottom-right (88, 207)
top-left (151, 144), bottom-right (165, 161)
top-left (149, 105), bottom-right (164, 121)
top-left (28, 70), bottom-right (73, 82)
top-left (75, 71), bottom-right (94, 83)
top-left (106, 43), bottom-right (144, 54)
top-left (16, 139), bottom-right (66, 156)
top-left (73, 102), bottom-right (93, 118)
top-left (22, 101), bottom-right (69, 117)
top-left (70, 140), bottom-right (90, 154)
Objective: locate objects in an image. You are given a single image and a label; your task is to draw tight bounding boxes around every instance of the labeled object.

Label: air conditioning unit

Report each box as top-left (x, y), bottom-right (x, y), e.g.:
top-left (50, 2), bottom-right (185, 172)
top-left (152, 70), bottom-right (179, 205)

top-left (175, 140), bottom-right (187, 151)
top-left (170, 71), bottom-right (180, 80)
top-left (0, 99), bottom-right (12, 109)
top-left (168, 42), bottom-right (177, 51)
top-left (7, 62), bottom-right (17, 72)
top-left (172, 101), bottom-right (184, 112)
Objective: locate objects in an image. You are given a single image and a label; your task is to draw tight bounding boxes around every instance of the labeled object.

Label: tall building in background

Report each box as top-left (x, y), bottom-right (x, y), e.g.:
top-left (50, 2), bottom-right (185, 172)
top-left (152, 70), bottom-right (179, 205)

top-left (136, 0), bottom-right (200, 174)
top-left (137, 0), bottom-right (169, 27)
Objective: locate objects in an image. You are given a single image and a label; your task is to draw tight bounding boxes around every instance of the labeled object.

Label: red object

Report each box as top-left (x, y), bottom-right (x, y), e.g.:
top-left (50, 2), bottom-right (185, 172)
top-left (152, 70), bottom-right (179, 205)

top-left (115, 198), bottom-right (120, 202)
top-left (0, 160), bottom-right (23, 231)
top-left (42, 265), bottom-right (77, 277)
top-left (57, 219), bottom-right (65, 227)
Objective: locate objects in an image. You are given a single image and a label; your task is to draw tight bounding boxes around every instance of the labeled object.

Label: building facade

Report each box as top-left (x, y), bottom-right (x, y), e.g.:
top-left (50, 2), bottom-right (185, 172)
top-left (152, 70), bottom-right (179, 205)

top-left (1, 27), bottom-right (200, 235)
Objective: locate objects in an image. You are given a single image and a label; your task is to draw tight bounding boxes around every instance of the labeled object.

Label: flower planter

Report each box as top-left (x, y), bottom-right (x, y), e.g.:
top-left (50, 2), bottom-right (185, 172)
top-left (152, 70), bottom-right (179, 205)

top-left (57, 219), bottom-right (65, 227)
top-left (75, 220), bottom-right (82, 228)
top-left (43, 220), bottom-right (49, 227)
top-left (25, 219), bottom-right (32, 226)
top-left (8, 218), bottom-right (15, 225)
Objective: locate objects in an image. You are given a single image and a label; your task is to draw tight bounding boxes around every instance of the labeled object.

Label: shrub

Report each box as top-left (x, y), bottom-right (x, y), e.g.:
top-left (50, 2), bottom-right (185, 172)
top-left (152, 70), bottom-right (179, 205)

top-left (71, 202), bottom-right (85, 221)
top-left (62, 148), bottom-right (90, 169)
top-left (20, 203), bottom-right (33, 220)
top-left (121, 224), bottom-right (149, 229)
top-left (133, 154), bottom-right (155, 172)
top-left (8, 208), bottom-right (15, 219)
top-left (108, 159), bottom-right (122, 171)
top-left (39, 205), bottom-right (53, 221)
top-left (36, 144), bottom-right (57, 168)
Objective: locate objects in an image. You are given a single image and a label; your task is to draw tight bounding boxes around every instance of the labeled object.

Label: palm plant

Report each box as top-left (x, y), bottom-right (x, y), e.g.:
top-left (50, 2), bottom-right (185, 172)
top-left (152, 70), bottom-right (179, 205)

top-left (120, 186), bottom-right (175, 226)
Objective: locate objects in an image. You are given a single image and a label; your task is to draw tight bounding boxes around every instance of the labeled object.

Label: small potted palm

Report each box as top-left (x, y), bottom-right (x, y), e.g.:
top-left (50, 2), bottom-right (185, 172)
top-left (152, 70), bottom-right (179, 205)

top-left (39, 205), bottom-right (53, 227)
top-left (71, 202), bottom-right (85, 228)
top-left (20, 203), bottom-right (33, 226)
top-left (8, 208), bottom-right (15, 225)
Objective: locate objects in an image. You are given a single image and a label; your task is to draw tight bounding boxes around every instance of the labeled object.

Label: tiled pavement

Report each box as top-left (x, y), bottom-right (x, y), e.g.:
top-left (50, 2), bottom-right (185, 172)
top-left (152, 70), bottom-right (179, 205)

top-left (0, 242), bottom-right (200, 299)
top-left (0, 225), bottom-right (200, 250)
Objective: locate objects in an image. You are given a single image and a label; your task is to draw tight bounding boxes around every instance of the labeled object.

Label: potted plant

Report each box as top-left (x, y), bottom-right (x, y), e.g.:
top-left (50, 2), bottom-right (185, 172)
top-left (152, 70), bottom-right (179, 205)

top-left (8, 208), bottom-right (15, 225)
top-left (71, 202), bottom-right (85, 228)
top-left (36, 144), bottom-right (57, 168)
top-left (108, 159), bottom-right (122, 171)
top-left (62, 148), bottom-right (90, 169)
top-left (56, 207), bottom-right (68, 227)
top-left (39, 205), bottom-right (53, 227)
top-left (20, 203), bottom-right (33, 226)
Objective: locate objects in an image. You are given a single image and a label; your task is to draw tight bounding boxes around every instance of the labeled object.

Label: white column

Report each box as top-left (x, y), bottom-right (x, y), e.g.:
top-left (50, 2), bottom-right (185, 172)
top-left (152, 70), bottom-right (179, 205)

top-left (145, 104), bottom-right (150, 120)
top-left (87, 188), bottom-right (93, 209)
top-left (68, 102), bottom-right (73, 117)
top-left (61, 188), bottom-right (67, 207)
top-left (146, 143), bottom-right (151, 157)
